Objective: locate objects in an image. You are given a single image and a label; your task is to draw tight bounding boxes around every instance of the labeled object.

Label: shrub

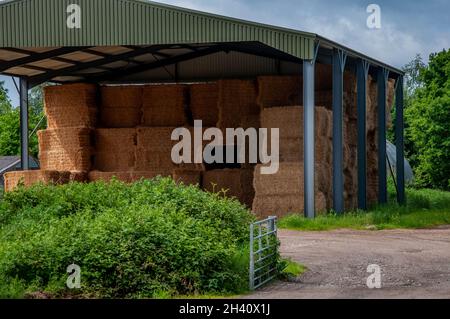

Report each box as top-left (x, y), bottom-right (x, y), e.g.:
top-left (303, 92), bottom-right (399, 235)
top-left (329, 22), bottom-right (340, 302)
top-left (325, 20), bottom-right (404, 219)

top-left (0, 178), bottom-right (255, 298)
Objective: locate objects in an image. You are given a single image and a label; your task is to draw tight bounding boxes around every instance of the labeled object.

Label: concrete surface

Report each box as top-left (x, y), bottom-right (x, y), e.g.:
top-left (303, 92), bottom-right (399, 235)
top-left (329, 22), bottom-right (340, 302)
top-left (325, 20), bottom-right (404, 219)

top-left (248, 227), bottom-right (450, 299)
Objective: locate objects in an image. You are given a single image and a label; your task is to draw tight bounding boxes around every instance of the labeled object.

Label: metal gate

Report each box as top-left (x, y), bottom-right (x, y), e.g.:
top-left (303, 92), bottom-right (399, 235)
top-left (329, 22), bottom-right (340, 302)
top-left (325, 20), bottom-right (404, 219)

top-left (249, 216), bottom-right (278, 290)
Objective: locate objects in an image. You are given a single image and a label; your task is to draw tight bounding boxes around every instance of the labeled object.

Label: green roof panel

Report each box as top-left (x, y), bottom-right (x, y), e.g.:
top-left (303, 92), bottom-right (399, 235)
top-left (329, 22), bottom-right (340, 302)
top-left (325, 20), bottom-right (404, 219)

top-left (0, 0), bottom-right (316, 59)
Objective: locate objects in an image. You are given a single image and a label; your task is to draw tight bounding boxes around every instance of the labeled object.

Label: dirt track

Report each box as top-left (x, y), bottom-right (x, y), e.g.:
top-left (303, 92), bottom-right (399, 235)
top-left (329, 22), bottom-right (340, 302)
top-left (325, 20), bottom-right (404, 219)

top-left (248, 228), bottom-right (450, 299)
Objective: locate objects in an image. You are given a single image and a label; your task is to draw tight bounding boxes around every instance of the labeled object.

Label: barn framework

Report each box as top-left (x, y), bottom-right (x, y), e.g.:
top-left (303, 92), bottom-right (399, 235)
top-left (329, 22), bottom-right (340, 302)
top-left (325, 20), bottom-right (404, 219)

top-left (0, 0), bottom-right (405, 217)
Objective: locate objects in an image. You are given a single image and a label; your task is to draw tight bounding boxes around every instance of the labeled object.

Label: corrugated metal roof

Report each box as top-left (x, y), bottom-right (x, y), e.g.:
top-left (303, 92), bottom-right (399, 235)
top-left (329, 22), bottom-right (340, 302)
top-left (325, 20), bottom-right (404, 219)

top-left (0, 0), bottom-right (316, 59)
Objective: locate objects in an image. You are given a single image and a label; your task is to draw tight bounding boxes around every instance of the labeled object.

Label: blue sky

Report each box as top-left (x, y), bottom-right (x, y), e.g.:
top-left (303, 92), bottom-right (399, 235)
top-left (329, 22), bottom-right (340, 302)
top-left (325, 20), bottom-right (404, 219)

top-left (2, 0), bottom-right (449, 106)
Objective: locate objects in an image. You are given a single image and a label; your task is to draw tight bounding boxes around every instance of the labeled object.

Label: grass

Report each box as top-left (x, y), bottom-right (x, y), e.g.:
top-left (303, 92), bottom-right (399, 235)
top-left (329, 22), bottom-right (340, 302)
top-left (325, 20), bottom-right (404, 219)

top-left (278, 186), bottom-right (450, 231)
top-left (280, 259), bottom-right (307, 277)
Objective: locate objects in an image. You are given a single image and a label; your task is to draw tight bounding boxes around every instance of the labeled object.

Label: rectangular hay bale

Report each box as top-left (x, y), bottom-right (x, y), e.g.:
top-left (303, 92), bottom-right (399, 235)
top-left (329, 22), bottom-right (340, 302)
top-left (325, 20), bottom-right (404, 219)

top-left (101, 85), bottom-right (143, 108)
top-left (189, 83), bottom-right (219, 127)
top-left (142, 84), bottom-right (188, 126)
top-left (3, 170), bottom-right (71, 192)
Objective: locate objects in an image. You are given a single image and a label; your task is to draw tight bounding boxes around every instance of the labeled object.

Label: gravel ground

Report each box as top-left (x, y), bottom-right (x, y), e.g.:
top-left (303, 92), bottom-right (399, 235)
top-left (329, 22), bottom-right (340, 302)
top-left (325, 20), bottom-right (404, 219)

top-left (248, 227), bottom-right (450, 299)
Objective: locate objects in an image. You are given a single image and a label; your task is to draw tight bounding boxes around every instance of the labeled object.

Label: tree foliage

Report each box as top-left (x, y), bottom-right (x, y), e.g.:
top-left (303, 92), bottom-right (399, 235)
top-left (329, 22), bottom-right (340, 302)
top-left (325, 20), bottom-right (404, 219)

top-left (0, 81), bottom-right (45, 158)
top-left (405, 49), bottom-right (450, 190)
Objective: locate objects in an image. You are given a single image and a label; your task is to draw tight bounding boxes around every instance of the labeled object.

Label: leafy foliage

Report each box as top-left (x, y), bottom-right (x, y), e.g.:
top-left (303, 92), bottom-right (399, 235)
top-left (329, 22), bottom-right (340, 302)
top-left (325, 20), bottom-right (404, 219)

top-left (405, 50), bottom-right (450, 190)
top-left (0, 178), bottom-right (255, 298)
top-left (0, 82), bottom-right (46, 158)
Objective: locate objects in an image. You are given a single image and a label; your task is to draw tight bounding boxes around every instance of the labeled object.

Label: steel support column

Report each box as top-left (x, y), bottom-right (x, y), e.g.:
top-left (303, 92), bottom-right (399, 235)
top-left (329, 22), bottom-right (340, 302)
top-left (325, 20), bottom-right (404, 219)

top-left (377, 68), bottom-right (389, 204)
top-left (357, 60), bottom-right (370, 210)
top-left (303, 43), bottom-right (319, 219)
top-left (19, 78), bottom-right (29, 170)
top-left (332, 49), bottom-right (347, 214)
top-left (395, 76), bottom-right (406, 205)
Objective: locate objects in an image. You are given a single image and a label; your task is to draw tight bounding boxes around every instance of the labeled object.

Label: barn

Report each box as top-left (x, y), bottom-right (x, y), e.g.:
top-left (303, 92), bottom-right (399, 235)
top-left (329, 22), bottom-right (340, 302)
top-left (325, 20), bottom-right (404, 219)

top-left (0, 0), bottom-right (405, 218)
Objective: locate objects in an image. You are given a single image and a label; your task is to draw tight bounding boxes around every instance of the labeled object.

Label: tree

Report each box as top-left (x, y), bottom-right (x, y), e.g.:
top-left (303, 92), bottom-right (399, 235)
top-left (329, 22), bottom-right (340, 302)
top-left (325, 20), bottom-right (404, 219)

top-left (0, 81), bottom-right (45, 158)
top-left (406, 49), bottom-right (450, 190)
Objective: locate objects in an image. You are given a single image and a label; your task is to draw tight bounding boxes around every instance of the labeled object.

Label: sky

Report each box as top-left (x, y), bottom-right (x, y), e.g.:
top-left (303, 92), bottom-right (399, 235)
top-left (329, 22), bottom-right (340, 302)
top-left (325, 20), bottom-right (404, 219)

top-left (1, 0), bottom-right (449, 106)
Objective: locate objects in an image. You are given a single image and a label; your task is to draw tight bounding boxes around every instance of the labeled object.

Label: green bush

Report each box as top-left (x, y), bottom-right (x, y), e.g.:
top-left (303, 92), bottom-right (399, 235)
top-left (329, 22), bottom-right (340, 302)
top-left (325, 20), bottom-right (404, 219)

top-left (0, 178), bottom-right (255, 298)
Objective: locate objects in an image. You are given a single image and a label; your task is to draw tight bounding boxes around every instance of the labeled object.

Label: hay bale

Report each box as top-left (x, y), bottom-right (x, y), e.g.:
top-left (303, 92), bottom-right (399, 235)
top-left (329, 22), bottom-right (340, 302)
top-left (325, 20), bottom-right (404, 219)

top-left (94, 129), bottom-right (136, 171)
top-left (172, 169), bottom-right (202, 186)
top-left (38, 128), bottom-right (93, 153)
top-left (88, 170), bottom-right (172, 183)
top-left (40, 148), bottom-right (92, 172)
top-left (252, 192), bottom-right (327, 219)
top-left (44, 84), bottom-right (98, 129)
top-left (44, 83), bottom-right (97, 109)
top-left (99, 107), bottom-right (141, 128)
top-left (257, 76), bottom-right (302, 108)
top-left (101, 86), bottom-right (143, 108)
top-left (189, 83), bottom-right (219, 127)
top-left (69, 171), bottom-right (88, 183)
top-left (132, 170), bottom-right (172, 182)
top-left (135, 127), bottom-right (204, 171)
top-left (203, 169), bottom-right (254, 208)
top-left (260, 106), bottom-right (333, 163)
top-left (142, 84), bottom-right (188, 126)
top-left (217, 79), bottom-right (259, 130)
top-left (252, 162), bottom-right (331, 217)
top-left (3, 170), bottom-right (71, 192)
top-left (88, 171), bottom-right (133, 183)
top-left (45, 105), bottom-right (97, 129)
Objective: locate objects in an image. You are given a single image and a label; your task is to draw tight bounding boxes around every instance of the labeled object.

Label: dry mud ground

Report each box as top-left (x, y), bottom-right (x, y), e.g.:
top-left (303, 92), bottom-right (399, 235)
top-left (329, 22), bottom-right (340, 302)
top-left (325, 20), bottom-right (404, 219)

top-left (248, 228), bottom-right (450, 299)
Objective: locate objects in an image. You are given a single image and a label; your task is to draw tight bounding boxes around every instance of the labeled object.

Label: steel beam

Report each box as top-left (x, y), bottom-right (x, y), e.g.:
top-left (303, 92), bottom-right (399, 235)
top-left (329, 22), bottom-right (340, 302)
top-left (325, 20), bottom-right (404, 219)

top-left (357, 60), bottom-right (370, 210)
top-left (395, 76), bottom-right (406, 205)
top-left (0, 47), bottom-right (86, 72)
top-left (27, 45), bottom-right (175, 87)
top-left (303, 42), bottom-right (319, 219)
top-left (332, 49), bottom-right (347, 214)
top-left (19, 78), bottom-right (29, 170)
top-left (87, 45), bottom-right (225, 82)
top-left (377, 68), bottom-right (389, 204)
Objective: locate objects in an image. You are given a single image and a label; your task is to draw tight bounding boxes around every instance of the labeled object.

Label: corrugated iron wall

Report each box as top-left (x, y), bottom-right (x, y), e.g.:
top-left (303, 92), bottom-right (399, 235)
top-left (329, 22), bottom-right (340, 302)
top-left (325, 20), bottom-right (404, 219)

top-left (0, 0), bottom-right (315, 59)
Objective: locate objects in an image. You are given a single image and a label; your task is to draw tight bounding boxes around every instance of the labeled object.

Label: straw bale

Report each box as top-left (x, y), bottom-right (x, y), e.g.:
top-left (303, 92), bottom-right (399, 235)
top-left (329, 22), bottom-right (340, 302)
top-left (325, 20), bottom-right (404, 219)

top-left (39, 148), bottom-right (92, 172)
top-left (252, 192), bottom-right (327, 218)
top-left (94, 129), bottom-right (137, 171)
top-left (101, 86), bottom-right (143, 108)
top-left (45, 105), bottom-right (97, 129)
top-left (99, 107), bottom-right (141, 128)
top-left (38, 128), bottom-right (93, 153)
top-left (217, 79), bottom-right (259, 130)
top-left (44, 83), bottom-right (97, 110)
top-left (172, 169), bottom-right (202, 186)
top-left (135, 127), bottom-right (204, 171)
top-left (203, 168), bottom-right (254, 207)
top-left (142, 84), bottom-right (188, 126)
top-left (3, 170), bottom-right (71, 192)
top-left (69, 171), bottom-right (88, 183)
top-left (88, 171), bottom-right (133, 183)
top-left (189, 83), bottom-right (219, 126)
top-left (256, 76), bottom-right (302, 108)
top-left (132, 170), bottom-right (172, 182)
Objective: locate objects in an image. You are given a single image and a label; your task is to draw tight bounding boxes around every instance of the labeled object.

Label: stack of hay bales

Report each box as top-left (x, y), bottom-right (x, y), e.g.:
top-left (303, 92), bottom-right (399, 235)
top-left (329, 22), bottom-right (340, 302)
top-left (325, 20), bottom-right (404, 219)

top-left (203, 169), bottom-right (255, 208)
top-left (100, 86), bottom-right (142, 128)
top-left (40, 84), bottom-right (97, 175)
top-left (4, 84), bottom-right (97, 191)
top-left (252, 105), bottom-right (333, 217)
